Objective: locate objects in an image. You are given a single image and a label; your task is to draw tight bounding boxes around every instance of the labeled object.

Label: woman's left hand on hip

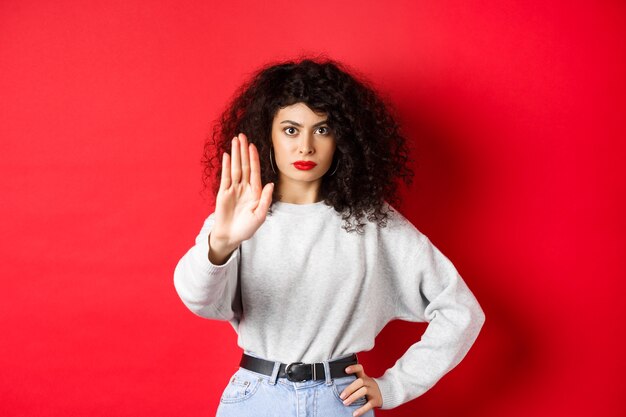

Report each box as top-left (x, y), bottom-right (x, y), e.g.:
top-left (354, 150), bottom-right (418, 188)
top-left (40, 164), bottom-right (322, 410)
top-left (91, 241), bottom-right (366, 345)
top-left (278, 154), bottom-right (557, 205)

top-left (339, 363), bottom-right (383, 416)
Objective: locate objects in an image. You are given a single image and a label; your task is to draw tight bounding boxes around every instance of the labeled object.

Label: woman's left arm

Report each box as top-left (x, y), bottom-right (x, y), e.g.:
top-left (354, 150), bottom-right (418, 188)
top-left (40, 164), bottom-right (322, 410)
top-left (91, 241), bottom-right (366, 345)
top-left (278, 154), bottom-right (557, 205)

top-left (371, 234), bottom-right (486, 410)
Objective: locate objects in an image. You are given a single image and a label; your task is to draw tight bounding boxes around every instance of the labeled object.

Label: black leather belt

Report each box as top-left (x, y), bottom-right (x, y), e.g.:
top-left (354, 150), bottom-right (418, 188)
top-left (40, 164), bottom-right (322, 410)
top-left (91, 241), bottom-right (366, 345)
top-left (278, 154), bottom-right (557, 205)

top-left (239, 353), bottom-right (358, 382)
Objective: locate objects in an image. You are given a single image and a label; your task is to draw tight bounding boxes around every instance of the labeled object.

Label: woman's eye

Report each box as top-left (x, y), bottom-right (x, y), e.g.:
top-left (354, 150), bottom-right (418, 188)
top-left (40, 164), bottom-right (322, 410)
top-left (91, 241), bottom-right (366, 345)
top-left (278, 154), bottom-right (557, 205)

top-left (284, 127), bottom-right (297, 135)
top-left (316, 126), bottom-right (330, 135)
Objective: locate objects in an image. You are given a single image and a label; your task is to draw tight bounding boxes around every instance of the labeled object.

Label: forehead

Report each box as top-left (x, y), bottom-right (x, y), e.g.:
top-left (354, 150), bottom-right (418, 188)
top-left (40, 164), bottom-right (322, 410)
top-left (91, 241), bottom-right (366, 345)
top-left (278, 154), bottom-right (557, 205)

top-left (273, 102), bottom-right (327, 123)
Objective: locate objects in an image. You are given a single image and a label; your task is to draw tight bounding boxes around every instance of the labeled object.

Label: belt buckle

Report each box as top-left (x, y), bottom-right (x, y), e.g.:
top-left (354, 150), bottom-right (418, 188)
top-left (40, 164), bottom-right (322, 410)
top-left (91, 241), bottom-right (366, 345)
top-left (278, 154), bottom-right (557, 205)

top-left (285, 362), bottom-right (310, 382)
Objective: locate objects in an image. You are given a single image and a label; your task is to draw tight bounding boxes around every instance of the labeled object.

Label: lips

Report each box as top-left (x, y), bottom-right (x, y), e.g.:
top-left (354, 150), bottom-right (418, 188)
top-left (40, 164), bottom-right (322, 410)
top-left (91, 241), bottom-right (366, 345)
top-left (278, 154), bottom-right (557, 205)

top-left (293, 161), bottom-right (317, 170)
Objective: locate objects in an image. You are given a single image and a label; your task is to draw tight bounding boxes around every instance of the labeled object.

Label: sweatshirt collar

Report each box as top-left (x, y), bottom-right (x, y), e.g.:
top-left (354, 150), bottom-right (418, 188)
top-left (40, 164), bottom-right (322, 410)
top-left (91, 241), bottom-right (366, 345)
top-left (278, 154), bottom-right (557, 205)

top-left (271, 200), bottom-right (333, 215)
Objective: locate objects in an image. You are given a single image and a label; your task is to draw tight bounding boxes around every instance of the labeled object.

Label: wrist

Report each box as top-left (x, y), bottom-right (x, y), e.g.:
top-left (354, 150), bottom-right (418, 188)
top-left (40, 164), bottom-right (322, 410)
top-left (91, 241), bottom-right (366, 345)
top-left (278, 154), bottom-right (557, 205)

top-left (208, 233), bottom-right (239, 265)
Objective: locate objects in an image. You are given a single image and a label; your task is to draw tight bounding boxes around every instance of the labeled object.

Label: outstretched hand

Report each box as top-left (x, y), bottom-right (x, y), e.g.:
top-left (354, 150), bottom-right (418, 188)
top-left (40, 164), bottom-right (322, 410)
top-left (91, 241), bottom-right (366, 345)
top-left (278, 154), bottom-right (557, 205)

top-left (208, 133), bottom-right (274, 264)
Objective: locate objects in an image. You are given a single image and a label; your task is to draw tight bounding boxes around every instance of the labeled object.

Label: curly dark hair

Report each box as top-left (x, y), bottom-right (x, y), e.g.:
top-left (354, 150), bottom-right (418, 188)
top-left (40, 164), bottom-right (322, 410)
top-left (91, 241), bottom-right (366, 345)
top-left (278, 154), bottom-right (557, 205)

top-left (203, 56), bottom-right (413, 233)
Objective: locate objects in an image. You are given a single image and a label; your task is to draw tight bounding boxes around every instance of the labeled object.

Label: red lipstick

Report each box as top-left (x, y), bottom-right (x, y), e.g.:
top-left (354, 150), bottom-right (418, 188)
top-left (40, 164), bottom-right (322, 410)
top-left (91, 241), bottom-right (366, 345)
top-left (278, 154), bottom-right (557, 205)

top-left (293, 161), bottom-right (317, 170)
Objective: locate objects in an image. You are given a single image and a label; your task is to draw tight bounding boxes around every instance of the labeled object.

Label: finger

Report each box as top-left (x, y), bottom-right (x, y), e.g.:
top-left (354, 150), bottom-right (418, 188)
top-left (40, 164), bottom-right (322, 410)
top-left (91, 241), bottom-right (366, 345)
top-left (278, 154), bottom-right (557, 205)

top-left (231, 137), bottom-right (241, 184)
top-left (352, 400), bottom-right (374, 417)
top-left (249, 143), bottom-right (262, 192)
top-left (343, 386), bottom-right (367, 406)
top-left (239, 133), bottom-right (251, 184)
top-left (220, 152), bottom-right (231, 190)
top-left (254, 183), bottom-right (274, 220)
top-left (346, 364), bottom-right (364, 377)
top-left (340, 378), bottom-right (365, 400)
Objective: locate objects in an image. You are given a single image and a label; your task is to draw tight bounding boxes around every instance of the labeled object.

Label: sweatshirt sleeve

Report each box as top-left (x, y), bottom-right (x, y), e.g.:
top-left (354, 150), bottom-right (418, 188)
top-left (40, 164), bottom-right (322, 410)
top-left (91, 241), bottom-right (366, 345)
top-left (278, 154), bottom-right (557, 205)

top-left (372, 232), bottom-right (486, 409)
top-left (173, 213), bottom-right (241, 322)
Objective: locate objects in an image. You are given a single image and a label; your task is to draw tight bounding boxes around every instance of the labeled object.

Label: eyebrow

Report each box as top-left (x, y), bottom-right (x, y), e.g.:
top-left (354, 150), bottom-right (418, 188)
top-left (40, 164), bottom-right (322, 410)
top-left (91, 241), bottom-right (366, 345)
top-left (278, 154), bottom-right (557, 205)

top-left (280, 119), bottom-right (329, 128)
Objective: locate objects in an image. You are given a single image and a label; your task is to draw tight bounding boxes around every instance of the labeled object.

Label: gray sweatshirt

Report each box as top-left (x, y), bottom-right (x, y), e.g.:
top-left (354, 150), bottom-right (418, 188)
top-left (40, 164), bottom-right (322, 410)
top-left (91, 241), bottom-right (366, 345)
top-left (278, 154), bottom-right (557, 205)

top-left (174, 200), bottom-right (485, 409)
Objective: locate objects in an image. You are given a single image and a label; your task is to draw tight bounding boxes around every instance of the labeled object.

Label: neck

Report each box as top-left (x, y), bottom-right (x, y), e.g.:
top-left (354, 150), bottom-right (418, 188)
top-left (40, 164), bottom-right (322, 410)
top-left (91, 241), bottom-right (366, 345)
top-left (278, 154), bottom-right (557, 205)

top-left (276, 177), bottom-right (322, 204)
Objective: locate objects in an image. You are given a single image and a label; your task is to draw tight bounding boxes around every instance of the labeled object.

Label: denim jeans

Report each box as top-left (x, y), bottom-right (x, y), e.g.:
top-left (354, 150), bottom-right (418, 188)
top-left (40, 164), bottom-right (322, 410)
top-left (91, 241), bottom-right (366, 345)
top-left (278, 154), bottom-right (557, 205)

top-left (215, 358), bottom-right (376, 417)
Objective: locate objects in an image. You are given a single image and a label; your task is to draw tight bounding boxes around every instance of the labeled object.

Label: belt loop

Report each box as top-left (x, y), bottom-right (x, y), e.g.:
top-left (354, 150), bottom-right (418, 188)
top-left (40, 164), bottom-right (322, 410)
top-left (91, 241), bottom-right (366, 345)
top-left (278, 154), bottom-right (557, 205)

top-left (323, 359), bottom-right (332, 386)
top-left (268, 360), bottom-right (281, 385)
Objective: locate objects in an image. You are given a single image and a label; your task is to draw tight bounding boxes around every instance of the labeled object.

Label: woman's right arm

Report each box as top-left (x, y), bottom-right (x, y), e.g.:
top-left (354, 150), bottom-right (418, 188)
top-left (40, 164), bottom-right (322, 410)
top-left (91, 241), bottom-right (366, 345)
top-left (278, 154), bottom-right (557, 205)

top-left (173, 213), bottom-right (242, 321)
top-left (173, 133), bottom-right (274, 321)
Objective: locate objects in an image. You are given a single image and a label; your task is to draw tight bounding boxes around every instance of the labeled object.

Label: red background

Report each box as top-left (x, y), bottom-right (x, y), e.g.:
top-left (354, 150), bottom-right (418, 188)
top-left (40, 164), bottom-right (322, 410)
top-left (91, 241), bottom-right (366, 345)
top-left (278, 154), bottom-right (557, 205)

top-left (2, 1), bottom-right (625, 416)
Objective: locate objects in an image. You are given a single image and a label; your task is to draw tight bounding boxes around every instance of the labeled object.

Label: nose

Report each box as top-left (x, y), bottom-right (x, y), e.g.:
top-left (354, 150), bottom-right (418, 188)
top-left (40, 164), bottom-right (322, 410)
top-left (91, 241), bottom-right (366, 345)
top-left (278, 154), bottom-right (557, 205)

top-left (298, 133), bottom-right (314, 155)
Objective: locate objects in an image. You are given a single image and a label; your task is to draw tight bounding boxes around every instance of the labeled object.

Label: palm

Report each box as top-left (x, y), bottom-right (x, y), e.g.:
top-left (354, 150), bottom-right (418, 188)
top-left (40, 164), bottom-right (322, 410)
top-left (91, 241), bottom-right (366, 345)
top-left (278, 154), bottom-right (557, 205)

top-left (211, 133), bottom-right (274, 246)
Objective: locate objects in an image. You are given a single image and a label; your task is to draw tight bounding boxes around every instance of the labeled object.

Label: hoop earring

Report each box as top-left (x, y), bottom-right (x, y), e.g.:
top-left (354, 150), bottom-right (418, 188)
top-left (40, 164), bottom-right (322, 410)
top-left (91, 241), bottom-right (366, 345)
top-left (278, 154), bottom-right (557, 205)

top-left (328, 158), bottom-right (339, 176)
top-left (269, 147), bottom-right (277, 174)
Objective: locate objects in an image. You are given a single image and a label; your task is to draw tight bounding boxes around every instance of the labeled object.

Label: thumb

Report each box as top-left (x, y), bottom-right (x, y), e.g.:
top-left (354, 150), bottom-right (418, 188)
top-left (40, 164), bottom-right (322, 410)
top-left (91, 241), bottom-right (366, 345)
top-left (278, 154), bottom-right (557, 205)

top-left (255, 183), bottom-right (274, 218)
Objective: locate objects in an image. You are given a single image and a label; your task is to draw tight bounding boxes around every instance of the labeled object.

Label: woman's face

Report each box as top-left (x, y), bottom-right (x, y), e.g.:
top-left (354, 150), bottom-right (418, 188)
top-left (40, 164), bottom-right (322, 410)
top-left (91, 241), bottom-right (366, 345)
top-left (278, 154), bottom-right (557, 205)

top-left (271, 102), bottom-right (337, 191)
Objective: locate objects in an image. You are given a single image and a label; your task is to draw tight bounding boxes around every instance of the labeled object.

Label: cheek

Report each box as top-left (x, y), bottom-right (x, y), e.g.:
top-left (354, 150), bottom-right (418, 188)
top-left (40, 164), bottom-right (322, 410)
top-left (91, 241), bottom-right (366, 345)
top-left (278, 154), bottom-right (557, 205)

top-left (272, 141), bottom-right (292, 164)
top-left (324, 143), bottom-right (337, 164)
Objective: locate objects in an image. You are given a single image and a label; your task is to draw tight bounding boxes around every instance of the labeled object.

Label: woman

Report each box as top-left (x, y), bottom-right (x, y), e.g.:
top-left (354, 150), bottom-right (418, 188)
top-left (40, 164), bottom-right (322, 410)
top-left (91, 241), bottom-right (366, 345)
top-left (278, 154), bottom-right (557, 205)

top-left (174, 57), bottom-right (485, 416)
